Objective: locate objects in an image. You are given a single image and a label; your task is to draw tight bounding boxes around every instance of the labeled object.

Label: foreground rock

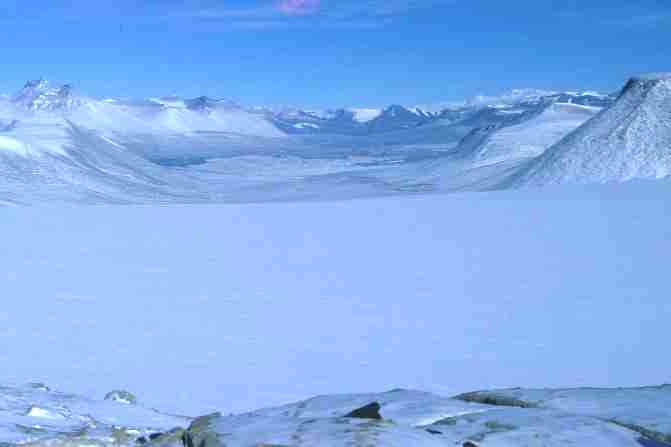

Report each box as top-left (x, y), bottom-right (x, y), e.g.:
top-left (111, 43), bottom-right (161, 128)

top-left (454, 385), bottom-right (671, 444)
top-left (3, 384), bottom-right (670, 446)
top-left (0, 384), bottom-right (188, 446)
top-left (181, 388), bottom-right (662, 446)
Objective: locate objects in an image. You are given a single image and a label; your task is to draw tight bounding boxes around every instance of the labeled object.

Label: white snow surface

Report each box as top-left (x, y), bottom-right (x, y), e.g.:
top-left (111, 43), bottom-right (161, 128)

top-left (1, 181), bottom-right (670, 417)
top-left (0, 81), bottom-right (285, 147)
top-left (349, 107), bottom-right (383, 123)
top-left (460, 102), bottom-right (600, 166)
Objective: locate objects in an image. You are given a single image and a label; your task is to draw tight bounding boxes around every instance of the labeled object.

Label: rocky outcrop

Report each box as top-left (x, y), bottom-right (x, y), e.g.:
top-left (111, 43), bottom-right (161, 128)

top-left (3, 384), bottom-right (670, 446)
top-left (455, 390), bottom-right (537, 408)
top-left (343, 402), bottom-right (382, 420)
top-left (104, 390), bottom-right (138, 405)
top-left (453, 385), bottom-right (671, 445)
top-left (182, 413), bottom-right (222, 447)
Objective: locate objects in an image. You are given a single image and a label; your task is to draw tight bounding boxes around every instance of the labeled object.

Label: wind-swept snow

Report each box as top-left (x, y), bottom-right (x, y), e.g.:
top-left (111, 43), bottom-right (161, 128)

top-left (349, 107), bottom-right (382, 123)
top-left (1, 181), bottom-right (670, 416)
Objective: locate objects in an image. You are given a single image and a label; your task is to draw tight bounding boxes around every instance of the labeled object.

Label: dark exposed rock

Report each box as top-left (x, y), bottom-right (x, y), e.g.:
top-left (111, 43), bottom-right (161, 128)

top-left (104, 390), bottom-right (138, 405)
top-left (27, 382), bottom-right (51, 391)
top-left (146, 428), bottom-right (185, 447)
top-left (455, 391), bottom-right (536, 408)
top-left (343, 402), bottom-right (382, 420)
top-left (182, 413), bottom-right (222, 447)
top-left (463, 441), bottom-right (480, 447)
top-left (610, 421), bottom-right (671, 445)
top-left (638, 437), bottom-right (671, 447)
top-left (426, 428), bottom-right (442, 435)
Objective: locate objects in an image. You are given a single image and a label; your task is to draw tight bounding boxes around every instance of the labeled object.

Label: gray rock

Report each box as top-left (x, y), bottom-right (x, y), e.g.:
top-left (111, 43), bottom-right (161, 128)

top-left (104, 390), bottom-right (138, 405)
top-left (182, 413), bottom-right (222, 447)
top-left (455, 391), bottom-right (536, 408)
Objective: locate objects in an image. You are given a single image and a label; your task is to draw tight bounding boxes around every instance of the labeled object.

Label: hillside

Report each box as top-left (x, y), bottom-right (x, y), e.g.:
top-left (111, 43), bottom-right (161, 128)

top-left (511, 74), bottom-right (671, 186)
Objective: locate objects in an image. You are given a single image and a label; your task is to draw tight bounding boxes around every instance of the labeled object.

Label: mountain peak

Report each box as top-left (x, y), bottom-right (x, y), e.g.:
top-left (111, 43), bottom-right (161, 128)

top-left (632, 72), bottom-right (671, 82)
top-left (513, 74), bottom-right (671, 187)
top-left (185, 96), bottom-right (238, 111)
top-left (23, 79), bottom-right (50, 90)
top-left (13, 79), bottom-right (83, 112)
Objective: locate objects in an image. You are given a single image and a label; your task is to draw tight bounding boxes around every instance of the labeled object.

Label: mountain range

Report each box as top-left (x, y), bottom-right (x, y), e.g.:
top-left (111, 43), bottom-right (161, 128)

top-left (0, 74), bottom-right (669, 204)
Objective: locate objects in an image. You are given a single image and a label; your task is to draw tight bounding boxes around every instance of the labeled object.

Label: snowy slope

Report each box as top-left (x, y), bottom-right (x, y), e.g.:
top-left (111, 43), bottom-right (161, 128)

top-left (2, 80), bottom-right (285, 140)
top-left (512, 73), bottom-right (671, 186)
top-left (0, 80), bottom-right (294, 203)
top-left (350, 107), bottom-right (383, 123)
top-left (454, 102), bottom-right (601, 167)
top-left (0, 78), bottom-right (642, 204)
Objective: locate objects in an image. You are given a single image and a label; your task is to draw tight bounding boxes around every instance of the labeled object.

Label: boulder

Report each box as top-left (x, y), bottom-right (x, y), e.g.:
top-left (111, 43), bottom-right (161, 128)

top-left (344, 402), bottom-right (382, 420)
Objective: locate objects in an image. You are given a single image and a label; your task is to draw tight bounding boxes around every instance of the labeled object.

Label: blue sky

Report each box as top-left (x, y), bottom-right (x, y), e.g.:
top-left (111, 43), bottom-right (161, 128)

top-left (0, 0), bottom-right (669, 108)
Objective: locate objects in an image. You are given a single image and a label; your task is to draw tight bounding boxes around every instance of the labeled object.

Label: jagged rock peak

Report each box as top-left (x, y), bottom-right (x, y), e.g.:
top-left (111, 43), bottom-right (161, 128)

top-left (13, 79), bottom-right (83, 111)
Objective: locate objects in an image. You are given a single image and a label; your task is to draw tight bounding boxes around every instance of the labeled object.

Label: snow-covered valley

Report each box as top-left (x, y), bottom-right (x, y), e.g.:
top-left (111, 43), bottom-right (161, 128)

top-left (0, 76), bottom-right (637, 204)
top-left (2, 180), bottom-right (670, 416)
top-left (1, 73), bottom-right (670, 446)
top-left (1, 74), bottom-right (669, 204)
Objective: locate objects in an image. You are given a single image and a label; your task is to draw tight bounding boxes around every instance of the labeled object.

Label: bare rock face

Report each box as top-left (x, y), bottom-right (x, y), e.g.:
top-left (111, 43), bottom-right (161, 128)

top-left (3, 384), bottom-right (669, 446)
top-left (343, 402), bottom-right (382, 420)
top-left (182, 413), bottom-right (222, 447)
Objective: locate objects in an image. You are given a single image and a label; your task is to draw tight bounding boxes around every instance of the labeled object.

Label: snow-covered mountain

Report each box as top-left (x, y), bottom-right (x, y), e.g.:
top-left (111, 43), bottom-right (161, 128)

top-left (9, 75), bottom-right (671, 204)
top-left (1, 80), bottom-right (284, 139)
top-left (452, 101), bottom-right (602, 167)
top-left (511, 73), bottom-right (671, 187)
top-left (265, 90), bottom-right (615, 137)
top-left (12, 79), bottom-right (85, 111)
top-left (0, 80), bottom-right (291, 203)
top-left (262, 104), bottom-right (432, 136)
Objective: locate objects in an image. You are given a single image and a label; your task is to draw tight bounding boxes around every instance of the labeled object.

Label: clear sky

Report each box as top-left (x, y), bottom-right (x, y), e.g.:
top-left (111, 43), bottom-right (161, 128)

top-left (0, 0), bottom-right (669, 108)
